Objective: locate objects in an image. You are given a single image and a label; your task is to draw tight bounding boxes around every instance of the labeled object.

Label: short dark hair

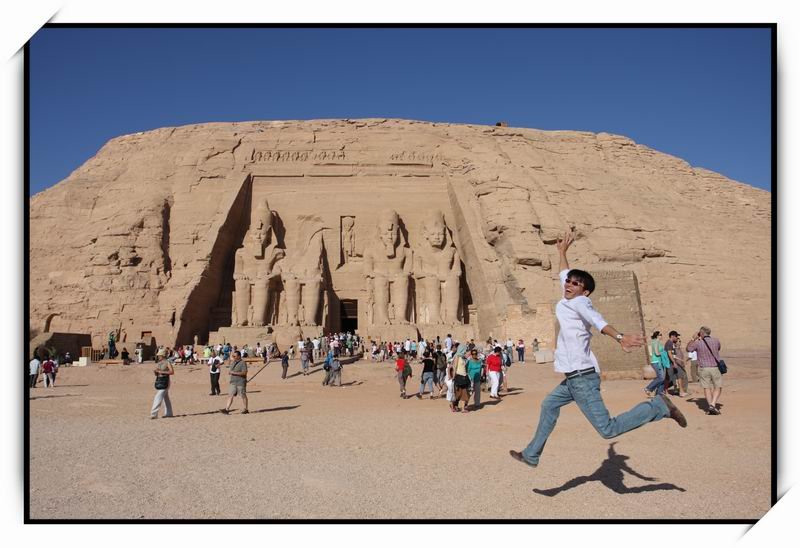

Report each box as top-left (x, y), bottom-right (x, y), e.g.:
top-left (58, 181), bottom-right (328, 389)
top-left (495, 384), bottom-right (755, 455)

top-left (651, 331), bottom-right (661, 339)
top-left (567, 269), bottom-right (596, 295)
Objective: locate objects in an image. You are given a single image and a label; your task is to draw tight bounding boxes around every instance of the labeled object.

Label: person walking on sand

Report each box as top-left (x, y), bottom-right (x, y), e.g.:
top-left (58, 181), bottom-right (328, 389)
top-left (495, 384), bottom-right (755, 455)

top-left (280, 350), bottom-right (290, 379)
top-left (150, 358), bottom-right (174, 419)
top-left (644, 331), bottom-right (668, 397)
top-left (687, 326), bottom-right (724, 415)
top-left (466, 348), bottom-right (484, 410)
top-left (452, 344), bottom-right (471, 412)
top-left (416, 350), bottom-right (437, 399)
top-left (444, 366), bottom-right (456, 412)
top-left (208, 351), bottom-right (222, 395)
top-left (486, 346), bottom-right (503, 400)
top-left (221, 351), bottom-right (248, 415)
top-left (665, 331), bottom-right (689, 397)
top-left (41, 355), bottom-right (56, 389)
top-left (396, 351), bottom-right (412, 399)
top-left (516, 339), bottom-right (526, 364)
top-left (509, 229), bottom-right (686, 469)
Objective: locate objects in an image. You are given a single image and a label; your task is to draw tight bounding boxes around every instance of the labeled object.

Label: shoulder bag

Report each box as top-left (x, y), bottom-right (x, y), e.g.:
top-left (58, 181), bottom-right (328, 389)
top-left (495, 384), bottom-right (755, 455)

top-left (701, 337), bottom-right (727, 375)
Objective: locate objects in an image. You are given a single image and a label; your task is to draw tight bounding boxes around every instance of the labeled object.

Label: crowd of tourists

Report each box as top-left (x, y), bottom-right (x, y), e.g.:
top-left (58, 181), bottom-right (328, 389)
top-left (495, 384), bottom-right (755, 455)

top-left (386, 334), bottom-right (523, 411)
top-left (644, 327), bottom-right (725, 415)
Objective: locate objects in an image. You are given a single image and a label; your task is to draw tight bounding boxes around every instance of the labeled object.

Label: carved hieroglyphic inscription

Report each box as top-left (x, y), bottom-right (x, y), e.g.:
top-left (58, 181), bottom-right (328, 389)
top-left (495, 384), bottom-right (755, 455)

top-left (389, 150), bottom-right (442, 163)
top-left (251, 150), bottom-right (347, 163)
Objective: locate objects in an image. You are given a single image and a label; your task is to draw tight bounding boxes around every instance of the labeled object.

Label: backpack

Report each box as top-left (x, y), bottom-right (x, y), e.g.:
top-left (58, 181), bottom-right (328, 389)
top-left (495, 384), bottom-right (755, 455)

top-left (436, 352), bottom-right (447, 370)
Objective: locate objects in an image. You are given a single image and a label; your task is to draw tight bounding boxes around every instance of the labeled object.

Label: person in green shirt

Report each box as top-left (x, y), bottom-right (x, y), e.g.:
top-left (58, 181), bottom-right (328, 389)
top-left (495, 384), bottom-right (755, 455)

top-left (466, 348), bottom-right (485, 410)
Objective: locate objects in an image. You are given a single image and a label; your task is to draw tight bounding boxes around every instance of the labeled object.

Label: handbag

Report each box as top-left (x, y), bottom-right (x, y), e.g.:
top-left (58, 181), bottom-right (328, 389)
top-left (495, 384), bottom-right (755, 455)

top-left (454, 374), bottom-right (470, 388)
top-left (701, 337), bottom-right (727, 375)
top-left (154, 375), bottom-right (169, 390)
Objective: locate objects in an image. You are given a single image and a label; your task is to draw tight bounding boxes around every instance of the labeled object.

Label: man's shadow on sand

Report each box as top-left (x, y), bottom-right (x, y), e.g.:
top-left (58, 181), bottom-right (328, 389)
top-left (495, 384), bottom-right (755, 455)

top-left (532, 443), bottom-right (686, 496)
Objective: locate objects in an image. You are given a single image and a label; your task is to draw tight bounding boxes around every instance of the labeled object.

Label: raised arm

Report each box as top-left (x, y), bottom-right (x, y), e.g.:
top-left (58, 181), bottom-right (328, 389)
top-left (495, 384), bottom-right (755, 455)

top-left (556, 228), bottom-right (575, 272)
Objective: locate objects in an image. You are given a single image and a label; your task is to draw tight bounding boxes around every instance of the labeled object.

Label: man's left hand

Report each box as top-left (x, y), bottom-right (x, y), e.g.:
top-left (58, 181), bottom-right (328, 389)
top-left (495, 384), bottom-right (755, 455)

top-left (620, 334), bottom-right (645, 352)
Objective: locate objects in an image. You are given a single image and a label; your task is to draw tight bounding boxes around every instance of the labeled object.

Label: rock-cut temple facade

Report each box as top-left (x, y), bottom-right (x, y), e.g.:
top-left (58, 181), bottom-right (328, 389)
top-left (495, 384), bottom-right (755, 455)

top-left (29, 119), bottom-right (771, 375)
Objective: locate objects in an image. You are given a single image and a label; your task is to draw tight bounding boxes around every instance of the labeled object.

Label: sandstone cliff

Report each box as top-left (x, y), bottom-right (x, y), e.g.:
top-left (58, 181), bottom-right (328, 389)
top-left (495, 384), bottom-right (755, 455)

top-left (29, 119), bottom-right (771, 352)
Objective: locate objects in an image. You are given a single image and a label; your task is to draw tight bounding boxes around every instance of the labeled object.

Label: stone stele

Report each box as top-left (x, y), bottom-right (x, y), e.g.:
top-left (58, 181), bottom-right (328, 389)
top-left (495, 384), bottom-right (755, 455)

top-left (29, 119), bottom-right (771, 368)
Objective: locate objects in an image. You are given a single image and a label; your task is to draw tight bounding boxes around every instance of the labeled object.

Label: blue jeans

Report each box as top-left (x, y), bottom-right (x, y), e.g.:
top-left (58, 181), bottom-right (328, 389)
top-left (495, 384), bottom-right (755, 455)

top-left (419, 372), bottom-right (435, 395)
top-left (645, 364), bottom-right (665, 395)
top-left (521, 372), bottom-right (668, 465)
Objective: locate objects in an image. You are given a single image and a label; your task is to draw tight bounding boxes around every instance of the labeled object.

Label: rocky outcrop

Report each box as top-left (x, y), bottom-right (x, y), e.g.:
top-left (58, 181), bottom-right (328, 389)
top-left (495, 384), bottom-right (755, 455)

top-left (29, 119), bottom-right (770, 352)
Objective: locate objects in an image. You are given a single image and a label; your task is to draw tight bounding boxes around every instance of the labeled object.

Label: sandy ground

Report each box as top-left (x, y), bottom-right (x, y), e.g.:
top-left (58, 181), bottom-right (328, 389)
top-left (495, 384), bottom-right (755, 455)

top-left (28, 352), bottom-right (771, 520)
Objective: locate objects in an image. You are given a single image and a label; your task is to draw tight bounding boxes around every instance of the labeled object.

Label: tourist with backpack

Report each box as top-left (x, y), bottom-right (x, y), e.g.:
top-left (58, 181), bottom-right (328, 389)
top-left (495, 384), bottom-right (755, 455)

top-left (416, 350), bottom-right (437, 399)
top-left (395, 351), bottom-right (412, 398)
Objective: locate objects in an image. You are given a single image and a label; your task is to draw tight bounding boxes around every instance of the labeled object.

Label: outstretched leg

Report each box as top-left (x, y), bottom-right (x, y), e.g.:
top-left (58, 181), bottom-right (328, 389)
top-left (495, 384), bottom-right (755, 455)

top-left (520, 381), bottom-right (574, 466)
top-left (570, 373), bottom-right (669, 439)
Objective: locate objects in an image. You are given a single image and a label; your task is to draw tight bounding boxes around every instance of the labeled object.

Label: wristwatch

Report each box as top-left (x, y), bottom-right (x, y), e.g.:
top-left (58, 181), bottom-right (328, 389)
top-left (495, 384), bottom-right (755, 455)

top-left (615, 333), bottom-right (624, 342)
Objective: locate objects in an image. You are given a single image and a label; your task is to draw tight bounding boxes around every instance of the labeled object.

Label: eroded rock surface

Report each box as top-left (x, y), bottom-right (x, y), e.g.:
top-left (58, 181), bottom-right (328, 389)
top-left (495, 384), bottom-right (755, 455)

top-left (30, 119), bottom-right (771, 352)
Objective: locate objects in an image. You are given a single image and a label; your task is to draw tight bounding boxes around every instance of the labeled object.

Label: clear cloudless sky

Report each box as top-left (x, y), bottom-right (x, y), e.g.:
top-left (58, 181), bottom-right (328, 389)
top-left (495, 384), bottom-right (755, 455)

top-left (29, 26), bottom-right (772, 194)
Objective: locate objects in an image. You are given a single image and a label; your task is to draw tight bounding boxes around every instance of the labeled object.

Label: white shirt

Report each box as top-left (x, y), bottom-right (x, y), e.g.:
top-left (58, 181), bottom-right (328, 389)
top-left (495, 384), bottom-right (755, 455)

top-left (553, 269), bottom-right (609, 374)
top-left (312, 338), bottom-right (320, 350)
top-left (688, 350), bottom-right (698, 361)
top-left (29, 358), bottom-right (41, 375)
top-left (445, 337), bottom-right (453, 351)
top-left (208, 357), bottom-right (221, 374)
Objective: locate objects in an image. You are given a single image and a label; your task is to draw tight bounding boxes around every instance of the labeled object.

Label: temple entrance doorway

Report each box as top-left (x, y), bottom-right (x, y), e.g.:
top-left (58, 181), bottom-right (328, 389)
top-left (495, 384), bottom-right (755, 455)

top-left (340, 299), bottom-right (358, 333)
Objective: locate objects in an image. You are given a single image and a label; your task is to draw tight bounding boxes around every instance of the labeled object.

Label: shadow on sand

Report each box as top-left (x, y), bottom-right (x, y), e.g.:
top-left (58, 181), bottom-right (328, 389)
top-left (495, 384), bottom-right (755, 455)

top-left (29, 393), bottom-right (80, 400)
top-left (532, 443), bottom-right (686, 496)
top-left (686, 397), bottom-right (724, 414)
top-left (170, 405), bottom-right (301, 418)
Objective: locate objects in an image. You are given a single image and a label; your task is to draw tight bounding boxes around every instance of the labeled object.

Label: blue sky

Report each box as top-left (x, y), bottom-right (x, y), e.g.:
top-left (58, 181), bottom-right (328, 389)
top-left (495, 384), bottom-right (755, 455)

top-left (29, 26), bottom-right (772, 194)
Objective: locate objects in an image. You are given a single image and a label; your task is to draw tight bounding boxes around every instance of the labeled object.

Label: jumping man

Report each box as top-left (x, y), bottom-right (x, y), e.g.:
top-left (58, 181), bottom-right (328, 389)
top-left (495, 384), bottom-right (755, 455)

top-left (509, 229), bottom-right (687, 468)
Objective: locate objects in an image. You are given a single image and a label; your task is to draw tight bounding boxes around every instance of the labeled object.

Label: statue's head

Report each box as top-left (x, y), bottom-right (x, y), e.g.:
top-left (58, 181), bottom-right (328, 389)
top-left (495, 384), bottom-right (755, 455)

top-left (424, 211), bottom-right (447, 249)
top-left (377, 209), bottom-right (400, 256)
top-left (253, 198), bottom-right (274, 242)
top-left (342, 216), bottom-right (354, 230)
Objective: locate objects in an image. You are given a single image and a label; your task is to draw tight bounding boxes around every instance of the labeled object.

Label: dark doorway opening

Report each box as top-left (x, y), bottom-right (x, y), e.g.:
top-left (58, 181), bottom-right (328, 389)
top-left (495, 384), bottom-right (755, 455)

top-left (340, 299), bottom-right (358, 333)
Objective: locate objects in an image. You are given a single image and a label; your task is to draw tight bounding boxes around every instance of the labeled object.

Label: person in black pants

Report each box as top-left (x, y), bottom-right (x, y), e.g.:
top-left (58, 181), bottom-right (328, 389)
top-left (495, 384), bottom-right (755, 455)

top-left (281, 350), bottom-right (290, 379)
top-left (208, 352), bottom-right (222, 395)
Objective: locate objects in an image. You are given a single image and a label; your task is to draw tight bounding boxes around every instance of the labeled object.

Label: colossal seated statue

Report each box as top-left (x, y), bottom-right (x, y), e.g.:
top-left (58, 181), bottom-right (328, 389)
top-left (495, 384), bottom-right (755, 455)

top-left (231, 198), bottom-right (284, 327)
top-left (414, 211), bottom-right (463, 325)
top-left (363, 209), bottom-right (413, 326)
top-left (281, 226), bottom-right (325, 327)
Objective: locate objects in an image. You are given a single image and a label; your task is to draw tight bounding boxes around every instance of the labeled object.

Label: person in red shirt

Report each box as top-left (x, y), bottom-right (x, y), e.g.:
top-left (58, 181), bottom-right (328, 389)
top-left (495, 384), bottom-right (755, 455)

top-left (486, 346), bottom-right (503, 399)
top-left (395, 351), bottom-right (412, 399)
top-left (40, 355), bottom-right (55, 389)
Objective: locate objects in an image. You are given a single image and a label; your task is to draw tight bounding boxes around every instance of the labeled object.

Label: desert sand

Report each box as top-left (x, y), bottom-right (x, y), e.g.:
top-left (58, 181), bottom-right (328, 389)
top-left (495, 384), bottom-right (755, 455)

top-left (28, 353), bottom-right (771, 520)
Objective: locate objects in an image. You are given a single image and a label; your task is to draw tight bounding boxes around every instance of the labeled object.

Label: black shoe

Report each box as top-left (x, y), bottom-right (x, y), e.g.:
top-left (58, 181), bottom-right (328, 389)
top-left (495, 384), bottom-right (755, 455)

top-left (509, 450), bottom-right (537, 468)
top-left (220, 409), bottom-right (229, 415)
top-left (660, 395), bottom-right (688, 427)
top-left (241, 410), bottom-right (249, 415)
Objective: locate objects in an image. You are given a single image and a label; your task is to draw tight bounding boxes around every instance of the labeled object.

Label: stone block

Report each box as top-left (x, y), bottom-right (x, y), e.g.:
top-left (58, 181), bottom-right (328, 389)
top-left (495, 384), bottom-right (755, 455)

top-left (534, 349), bottom-right (554, 363)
